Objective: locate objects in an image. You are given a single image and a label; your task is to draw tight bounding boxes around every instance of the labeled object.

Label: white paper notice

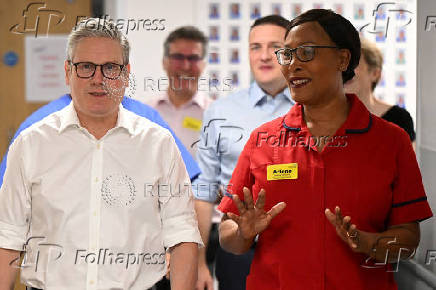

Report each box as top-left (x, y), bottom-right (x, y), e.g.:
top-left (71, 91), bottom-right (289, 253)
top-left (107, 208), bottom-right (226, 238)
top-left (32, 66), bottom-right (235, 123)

top-left (25, 35), bottom-right (69, 102)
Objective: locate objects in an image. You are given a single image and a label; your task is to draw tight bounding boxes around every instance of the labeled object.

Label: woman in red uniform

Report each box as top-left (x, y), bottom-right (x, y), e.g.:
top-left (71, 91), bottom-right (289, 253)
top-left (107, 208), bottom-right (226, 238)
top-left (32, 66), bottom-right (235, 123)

top-left (218, 9), bottom-right (432, 290)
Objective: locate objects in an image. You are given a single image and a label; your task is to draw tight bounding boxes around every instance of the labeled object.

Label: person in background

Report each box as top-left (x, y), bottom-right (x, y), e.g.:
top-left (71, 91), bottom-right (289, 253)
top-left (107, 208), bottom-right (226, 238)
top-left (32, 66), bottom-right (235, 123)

top-left (344, 37), bottom-right (416, 146)
top-left (193, 15), bottom-right (293, 290)
top-left (218, 9), bottom-right (432, 290)
top-left (145, 26), bottom-right (212, 158)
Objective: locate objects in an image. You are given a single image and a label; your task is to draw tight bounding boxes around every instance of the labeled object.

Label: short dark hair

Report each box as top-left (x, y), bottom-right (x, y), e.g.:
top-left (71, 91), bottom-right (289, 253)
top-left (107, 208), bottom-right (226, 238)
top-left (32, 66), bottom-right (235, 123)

top-left (163, 26), bottom-right (208, 58)
top-left (250, 15), bottom-right (291, 31)
top-left (286, 9), bottom-right (360, 83)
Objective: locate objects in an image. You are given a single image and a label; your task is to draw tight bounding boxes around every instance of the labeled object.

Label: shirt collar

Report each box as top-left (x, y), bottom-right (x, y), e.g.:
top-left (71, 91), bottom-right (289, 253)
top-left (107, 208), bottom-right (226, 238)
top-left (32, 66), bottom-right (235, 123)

top-left (157, 92), bottom-right (208, 109)
top-left (283, 94), bottom-right (372, 134)
top-left (116, 105), bottom-right (136, 136)
top-left (58, 102), bottom-right (81, 133)
top-left (190, 92), bottom-right (209, 109)
top-left (248, 81), bottom-right (293, 107)
top-left (58, 102), bottom-right (135, 136)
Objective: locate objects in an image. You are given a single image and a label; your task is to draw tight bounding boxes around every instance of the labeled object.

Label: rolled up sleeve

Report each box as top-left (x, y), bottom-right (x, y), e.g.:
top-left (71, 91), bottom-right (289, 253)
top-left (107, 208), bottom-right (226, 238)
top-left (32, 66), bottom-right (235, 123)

top-left (159, 135), bottom-right (203, 249)
top-left (0, 136), bottom-right (31, 251)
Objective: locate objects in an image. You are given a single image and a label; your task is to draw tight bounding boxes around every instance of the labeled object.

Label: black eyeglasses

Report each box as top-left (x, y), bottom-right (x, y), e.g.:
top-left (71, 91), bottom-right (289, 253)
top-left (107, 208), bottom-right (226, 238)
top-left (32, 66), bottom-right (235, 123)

top-left (274, 45), bottom-right (339, 65)
top-left (69, 61), bottom-right (125, 79)
top-left (167, 53), bottom-right (203, 63)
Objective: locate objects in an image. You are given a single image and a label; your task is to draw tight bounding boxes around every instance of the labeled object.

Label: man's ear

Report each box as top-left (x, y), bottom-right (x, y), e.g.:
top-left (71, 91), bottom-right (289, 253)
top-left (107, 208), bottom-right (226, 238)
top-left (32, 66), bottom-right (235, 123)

top-left (370, 67), bottom-right (381, 83)
top-left (123, 63), bottom-right (131, 87)
top-left (162, 56), bottom-right (169, 73)
top-left (64, 60), bottom-right (71, 86)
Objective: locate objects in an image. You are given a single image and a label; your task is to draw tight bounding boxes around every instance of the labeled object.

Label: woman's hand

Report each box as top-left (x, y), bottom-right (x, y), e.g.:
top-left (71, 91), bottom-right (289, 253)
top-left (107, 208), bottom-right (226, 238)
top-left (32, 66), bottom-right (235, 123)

top-left (228, 187), bottom-right (286, 241)
top-left (325, 206), bottom-right (365, 252)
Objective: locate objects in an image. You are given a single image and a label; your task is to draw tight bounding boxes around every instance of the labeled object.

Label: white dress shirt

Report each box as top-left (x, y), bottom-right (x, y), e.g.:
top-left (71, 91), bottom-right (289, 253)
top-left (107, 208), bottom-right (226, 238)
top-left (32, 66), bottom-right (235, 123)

top-left (0, 103), bottom-right (203, 290)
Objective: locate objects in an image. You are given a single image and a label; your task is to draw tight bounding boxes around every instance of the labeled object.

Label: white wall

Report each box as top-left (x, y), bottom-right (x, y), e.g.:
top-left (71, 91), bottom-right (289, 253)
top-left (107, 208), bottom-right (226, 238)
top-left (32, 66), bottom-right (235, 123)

top-left (416, 0), bottom-right (436, 274)
top-left (110, 0), bottom-right (196, 102)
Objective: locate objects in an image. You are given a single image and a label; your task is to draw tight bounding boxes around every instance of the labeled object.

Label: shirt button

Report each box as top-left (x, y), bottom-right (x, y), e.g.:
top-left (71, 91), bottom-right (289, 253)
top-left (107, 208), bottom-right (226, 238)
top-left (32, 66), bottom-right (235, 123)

top-left (93, 211), bottom-right (97, 216)
top-left (96, 143), bottom-right (101, 149)
top-left (95, 177), bottom-right (98, 182)
top-left (89, 280), bottom-right (94, 285)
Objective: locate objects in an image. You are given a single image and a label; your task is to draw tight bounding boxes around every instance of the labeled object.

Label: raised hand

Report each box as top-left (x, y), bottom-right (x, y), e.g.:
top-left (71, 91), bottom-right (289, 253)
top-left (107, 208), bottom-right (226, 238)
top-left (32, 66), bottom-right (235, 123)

top-left (325, 206), bottom-right (360, 251)
top-left (227, 187), bottom-right (286, 241)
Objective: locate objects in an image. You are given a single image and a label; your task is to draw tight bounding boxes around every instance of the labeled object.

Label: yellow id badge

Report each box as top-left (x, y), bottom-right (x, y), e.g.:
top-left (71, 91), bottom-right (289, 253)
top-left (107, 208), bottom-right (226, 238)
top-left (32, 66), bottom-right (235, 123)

top-left (182, 116), bottom-right (202, 131)
top-left (267, 163), bottom-right (298, 181)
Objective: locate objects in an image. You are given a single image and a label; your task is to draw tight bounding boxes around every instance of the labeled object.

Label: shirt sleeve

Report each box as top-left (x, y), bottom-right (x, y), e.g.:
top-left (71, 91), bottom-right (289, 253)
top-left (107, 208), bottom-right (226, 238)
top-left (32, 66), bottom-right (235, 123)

top-left (0, 136), bottom-right (32, 251)
top-left (192, 105), bottom-right (223, 203)
top-left (159, 134), bottom-right (204, 249)
top-left (217, 131), bottom-right (255, 215)
top-left (388, 129), bottom-right (433, 226)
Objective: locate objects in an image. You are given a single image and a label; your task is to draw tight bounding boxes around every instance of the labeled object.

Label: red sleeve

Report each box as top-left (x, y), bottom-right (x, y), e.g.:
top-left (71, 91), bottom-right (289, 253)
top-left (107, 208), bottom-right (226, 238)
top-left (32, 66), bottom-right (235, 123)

top-left (388, 130), bottom-right (433, 226)
top-left (218, 132), bottom-right (256, 215)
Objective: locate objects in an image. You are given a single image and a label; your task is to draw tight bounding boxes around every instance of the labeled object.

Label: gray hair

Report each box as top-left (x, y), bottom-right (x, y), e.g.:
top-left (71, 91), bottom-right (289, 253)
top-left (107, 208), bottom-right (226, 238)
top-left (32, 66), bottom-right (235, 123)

top-left (67, 18), bottom-right (130, 64)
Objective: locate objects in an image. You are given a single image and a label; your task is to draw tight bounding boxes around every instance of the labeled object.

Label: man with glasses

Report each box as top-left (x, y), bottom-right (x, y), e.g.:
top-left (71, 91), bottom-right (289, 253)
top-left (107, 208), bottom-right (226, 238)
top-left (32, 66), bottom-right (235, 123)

top-left (145, 26), bottom-right (211, 158)
top-left (193, 15), bottom-right (293, 290)
top-left (0, 18), bottom-right (202, 290)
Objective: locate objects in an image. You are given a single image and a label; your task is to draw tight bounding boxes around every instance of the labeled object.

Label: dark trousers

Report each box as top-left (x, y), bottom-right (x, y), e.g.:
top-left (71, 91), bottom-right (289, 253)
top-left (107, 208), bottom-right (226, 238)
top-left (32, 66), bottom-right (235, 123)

top-left (215, 244), bottom-right (255, 290)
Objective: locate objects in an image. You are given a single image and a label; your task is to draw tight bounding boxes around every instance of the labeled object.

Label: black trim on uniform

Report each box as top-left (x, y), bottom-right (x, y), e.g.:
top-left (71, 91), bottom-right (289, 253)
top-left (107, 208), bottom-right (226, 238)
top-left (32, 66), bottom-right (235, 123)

top-left (345, 114), bottom-right (372, 134)
top-left (392, 196), bottom-right (428, 208)
top-left (283, 120), bottom-right (301, 132)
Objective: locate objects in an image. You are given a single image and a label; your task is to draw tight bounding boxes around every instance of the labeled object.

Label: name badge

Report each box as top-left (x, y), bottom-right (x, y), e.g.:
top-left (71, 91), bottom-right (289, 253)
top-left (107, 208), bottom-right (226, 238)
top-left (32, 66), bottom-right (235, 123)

top-left (182, 116), bottom-right (202, 131)
top-left (267, 163), bottom-right (298, 181)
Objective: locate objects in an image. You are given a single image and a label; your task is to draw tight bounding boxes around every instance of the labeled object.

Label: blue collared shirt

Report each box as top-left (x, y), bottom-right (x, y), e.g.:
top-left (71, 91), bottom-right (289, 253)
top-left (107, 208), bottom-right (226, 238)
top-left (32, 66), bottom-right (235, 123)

top-left (193, 82), bottom-right (294, 202)
top-left (0, 94), bottom-right (200, 186)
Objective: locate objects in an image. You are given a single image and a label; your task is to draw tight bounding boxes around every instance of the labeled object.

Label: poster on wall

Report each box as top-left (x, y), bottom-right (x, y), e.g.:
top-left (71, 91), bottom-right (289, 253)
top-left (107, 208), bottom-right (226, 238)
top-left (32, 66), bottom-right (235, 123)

top-left (196, 0), bottom-right (416, 122)
top-left (25, 35), bottom-right (69, 102)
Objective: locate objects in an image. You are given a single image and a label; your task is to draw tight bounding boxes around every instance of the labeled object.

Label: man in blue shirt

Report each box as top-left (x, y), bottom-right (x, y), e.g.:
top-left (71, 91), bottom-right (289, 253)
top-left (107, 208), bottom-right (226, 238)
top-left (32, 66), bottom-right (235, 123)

top-left (0, 94), bottom-right (201, 187)
top-left (193, 15), bottom-right (293, 290)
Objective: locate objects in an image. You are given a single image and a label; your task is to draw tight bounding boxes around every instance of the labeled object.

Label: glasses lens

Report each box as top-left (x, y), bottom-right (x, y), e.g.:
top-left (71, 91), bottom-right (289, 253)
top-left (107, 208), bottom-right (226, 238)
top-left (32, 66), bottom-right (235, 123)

top-left (276, 49), bottom-right (292, 65)
top-left (102, 63), bottom-right (122, 79)
top-left (76, 62), bottom-right (95, 77)
top-left (169, 54), bottom-right (185, 61)
top-left (297, 46), bottom-right (315, 62)
top-left (186, 55), bottom-right (202, 62)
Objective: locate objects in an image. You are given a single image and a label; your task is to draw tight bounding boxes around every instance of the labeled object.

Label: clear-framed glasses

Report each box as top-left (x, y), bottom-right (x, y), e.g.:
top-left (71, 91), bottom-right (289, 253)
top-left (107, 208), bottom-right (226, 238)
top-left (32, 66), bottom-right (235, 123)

top-left (274, 45), bottom-right (339, 65)
top-left (167, 53), bottom-right (203, 63)
top-left (69, 61), bottom-right (125, 80)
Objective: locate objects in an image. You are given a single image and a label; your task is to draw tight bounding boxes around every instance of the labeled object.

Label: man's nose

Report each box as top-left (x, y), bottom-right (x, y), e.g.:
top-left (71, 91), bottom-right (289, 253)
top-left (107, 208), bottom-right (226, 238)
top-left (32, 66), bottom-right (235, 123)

top-left (92, 65), bottom-right (105, 83)
top-left (260, 47), bottom-right (272, 61)
top-left (180, 58), bottom-right (192, 70)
